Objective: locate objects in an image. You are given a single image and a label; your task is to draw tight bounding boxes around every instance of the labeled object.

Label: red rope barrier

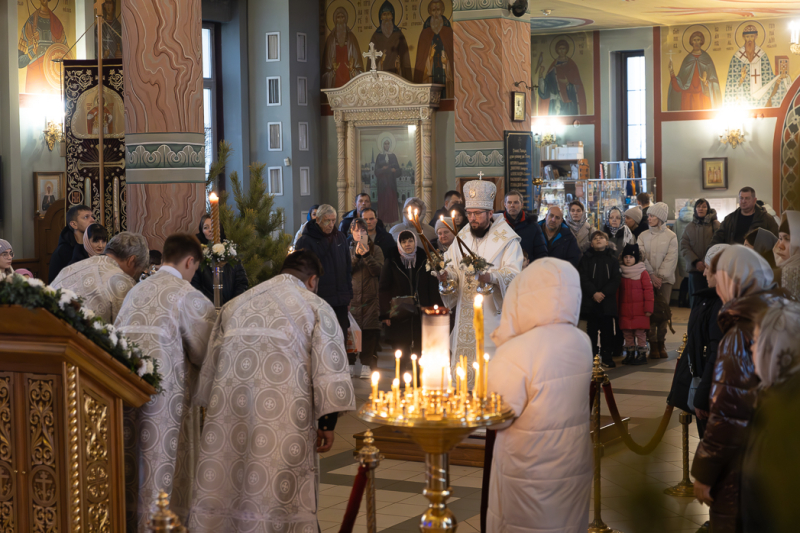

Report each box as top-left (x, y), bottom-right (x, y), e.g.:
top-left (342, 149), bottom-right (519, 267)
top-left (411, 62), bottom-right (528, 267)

top-left (602, 381), bottom-right (674, 455)
top-left (338, 464), bottom-right (369, 533)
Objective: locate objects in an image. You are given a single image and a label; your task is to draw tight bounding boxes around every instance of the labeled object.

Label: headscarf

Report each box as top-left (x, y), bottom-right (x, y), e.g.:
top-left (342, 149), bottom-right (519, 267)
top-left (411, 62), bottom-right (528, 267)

top-left (693, 198), bottom-right (709, 222)
top-left (753, 299), bottom-right (800, 389)
top-left (564, 203), bottom-right (587, 235)
top-left (705, 243), bottom-right (730, 266)
top-left (606, 207), bottom-right (623, 237)
top-left (82, 224), bottom-right (106, 258)
top-left (714, 245), bottom-right (774, 303)
top-left (746, 228), bottom-right (778, 256)
top-left (397, 230), bottom-right (418, 269)
top-left (308, 205), bottom-right (320, 222)
top-left (774, 211), bottom-right (800, 269)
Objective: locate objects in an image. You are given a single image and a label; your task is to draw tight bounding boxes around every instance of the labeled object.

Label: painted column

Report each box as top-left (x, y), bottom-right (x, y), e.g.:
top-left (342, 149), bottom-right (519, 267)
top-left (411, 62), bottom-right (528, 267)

top-left (452, 2), bottom-right (531, 182)
top-left (422, 115), bottom-right (433, 222)
top-left (122, 0), bottom-right (205, 248)
top-left (335, 115), bottom-right (347, 217)
top-left (347, 120), bottom-right (357, 214)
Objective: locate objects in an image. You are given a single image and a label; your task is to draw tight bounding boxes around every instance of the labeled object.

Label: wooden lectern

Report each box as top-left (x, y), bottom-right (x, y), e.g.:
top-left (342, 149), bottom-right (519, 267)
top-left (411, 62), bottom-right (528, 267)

top-left (0, 305), bottom-right (156, 532)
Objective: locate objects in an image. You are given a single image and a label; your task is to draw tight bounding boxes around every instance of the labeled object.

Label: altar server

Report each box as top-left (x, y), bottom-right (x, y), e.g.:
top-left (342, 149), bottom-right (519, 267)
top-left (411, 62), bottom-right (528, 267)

top-left (115, 233), bottom-right (217, 531)
top-left (50, 231), bottom-right (148, 322)
top-left (188, 250), bottom-right (355, 533)
top-left (436, 178), bottom-right (523, 387)
top-left (486, 258), bottom-right (593, 533)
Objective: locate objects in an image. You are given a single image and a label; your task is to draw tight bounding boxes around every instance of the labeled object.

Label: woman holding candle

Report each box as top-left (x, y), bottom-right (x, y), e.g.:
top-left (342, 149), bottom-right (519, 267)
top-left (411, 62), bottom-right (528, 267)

top-left (484, 257), bottom-right (593, 533)
top-left (379, 230), bottom-right (443, 373)
top-left (191, 214), bottom-right (250, 306)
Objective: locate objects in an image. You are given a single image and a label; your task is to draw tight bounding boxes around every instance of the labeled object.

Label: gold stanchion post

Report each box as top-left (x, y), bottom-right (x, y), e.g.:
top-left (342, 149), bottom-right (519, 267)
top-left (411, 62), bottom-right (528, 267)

top-left (664, 411), bottom-right (695, 497)
top-left (147, 490), bottom-right (186, 532)
top-left (358, 429), bottom-right (382, 533)
top-left (588, 355), bottom-right (622, 533)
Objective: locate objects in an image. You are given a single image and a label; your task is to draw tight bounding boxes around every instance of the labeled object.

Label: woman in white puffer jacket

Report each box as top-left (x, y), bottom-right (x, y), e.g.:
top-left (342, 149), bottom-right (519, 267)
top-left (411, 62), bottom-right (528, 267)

top-left (636, 201), bottom-right (679, 359)
top-left (486, 258), bottom-right (593, 533)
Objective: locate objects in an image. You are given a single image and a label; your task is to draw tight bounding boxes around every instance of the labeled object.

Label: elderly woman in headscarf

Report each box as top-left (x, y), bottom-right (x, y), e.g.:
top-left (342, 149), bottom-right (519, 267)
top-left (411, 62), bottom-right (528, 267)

top-left (773, 210), bottom-right (800, 299)
top-left (603, 206), bottom-right (634, 258)
top-left (389, 197), bottom-right (436, 242)
top-left (691, 245), bottom-right (786, 532)
top-left (740, 299), bottom-right (800, 533)
top-left (379, 230), bottom-right (442, 372)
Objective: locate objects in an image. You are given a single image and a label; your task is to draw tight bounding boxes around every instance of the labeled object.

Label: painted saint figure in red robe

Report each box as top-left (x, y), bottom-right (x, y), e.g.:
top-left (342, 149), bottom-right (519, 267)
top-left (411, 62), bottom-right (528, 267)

top-left (18, 0), bottom-right (68, 94)
top-left (667, 31), bottom-right (722, 111)
top-left (322, 7), bottom-right (364, 89)
top-left (414, 0), bottom-right (453, 98)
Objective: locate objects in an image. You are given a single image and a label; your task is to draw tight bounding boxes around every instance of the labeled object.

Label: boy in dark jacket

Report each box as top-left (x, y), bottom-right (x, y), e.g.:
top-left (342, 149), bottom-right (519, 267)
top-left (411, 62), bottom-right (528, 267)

top-left (579, 231), bottom-right (622, 367)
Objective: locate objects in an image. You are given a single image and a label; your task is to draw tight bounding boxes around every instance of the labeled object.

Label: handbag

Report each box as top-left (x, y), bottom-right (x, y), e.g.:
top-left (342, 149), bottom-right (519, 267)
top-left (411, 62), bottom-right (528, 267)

top-left (389, 295), bottom-right (419, 321)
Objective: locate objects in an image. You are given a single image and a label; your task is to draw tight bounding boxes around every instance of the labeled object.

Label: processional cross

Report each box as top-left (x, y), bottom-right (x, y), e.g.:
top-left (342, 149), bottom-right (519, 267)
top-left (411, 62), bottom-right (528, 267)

top-left (477, 171), bottom-right (484, 180)
top-left (363, 42), bottom-right (383, 72)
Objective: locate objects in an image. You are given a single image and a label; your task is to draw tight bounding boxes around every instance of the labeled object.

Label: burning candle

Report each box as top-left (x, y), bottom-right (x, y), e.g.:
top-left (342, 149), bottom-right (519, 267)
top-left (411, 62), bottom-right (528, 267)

top-left (392, 378), bottom-right (400, 407)
top-left (404, 372), bottom-right (412, 396)
top-left (457, 366), bottom-right (466, 405)
top-left (474, 295), bottom-right (484, 361)
top-left (209, 192), bottom-right (220, 244)
top-left (371, 371), bottom-right (380, 405)
top-left (395, 350), bottom-right (402, 383)
top-left (411, 354), bottom-right (418, 391)
top-left (473, 361), bottom-right (480, 398)
top-left (483, 353), bottom-right (490, 401)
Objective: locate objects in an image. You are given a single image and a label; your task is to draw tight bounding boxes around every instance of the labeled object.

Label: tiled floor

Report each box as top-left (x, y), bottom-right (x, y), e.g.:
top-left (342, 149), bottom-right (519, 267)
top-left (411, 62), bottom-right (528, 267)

top-left (319, 307), bottom-right (707, 533)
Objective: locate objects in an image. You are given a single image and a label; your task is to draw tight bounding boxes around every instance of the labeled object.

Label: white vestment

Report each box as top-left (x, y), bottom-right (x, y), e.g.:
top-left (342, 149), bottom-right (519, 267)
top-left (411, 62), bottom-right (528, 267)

top-left (115, 268), bottom-right (217, 530)
top-left (441, 214), bottom-right (523, 387)
top-left (50, 254), bottom-right (135, 322)
top-left (187, 274), bottom-right (356, 533)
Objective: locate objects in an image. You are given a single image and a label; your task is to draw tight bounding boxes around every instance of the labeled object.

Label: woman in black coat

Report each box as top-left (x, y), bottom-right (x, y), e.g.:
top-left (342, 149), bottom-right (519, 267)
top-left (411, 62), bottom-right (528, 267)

top-left (191, 214), bottom-right (250, 306)
top-left (578, 232), bottom-right (621, 367)
top-left (379, 230), bottom-right (442, 372)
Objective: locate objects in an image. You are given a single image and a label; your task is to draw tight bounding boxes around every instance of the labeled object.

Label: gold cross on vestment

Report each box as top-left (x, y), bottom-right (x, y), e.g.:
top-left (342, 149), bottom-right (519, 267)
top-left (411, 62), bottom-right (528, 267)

top-left (492, 229), bottom-right (508, 243)
top-left (363, 42), bottom-right (383, 71)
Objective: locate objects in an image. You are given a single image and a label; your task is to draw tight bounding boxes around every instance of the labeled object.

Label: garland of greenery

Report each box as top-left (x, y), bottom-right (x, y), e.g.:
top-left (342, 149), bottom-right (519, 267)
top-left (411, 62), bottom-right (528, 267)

top-left (0, 272), bottom-right (163, 392)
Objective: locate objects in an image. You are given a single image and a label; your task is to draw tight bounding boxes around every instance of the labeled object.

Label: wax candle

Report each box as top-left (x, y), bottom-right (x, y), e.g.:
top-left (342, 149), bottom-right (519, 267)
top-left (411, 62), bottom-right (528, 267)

top-left (457, 366), bottom-right (466, 405)
top-left (483, 353), bottom-right (490, 401)
top-left (422, 307), bottom-right (450, 380)
top-left (404, 372), bottom-right (412, 396)
top-left (473, 361), bottom-right (480, 398)
top-left (392, 378), bottom-right (400, 408)
top-left (371, 371), bottom-right (380, 405)
top-left (474, 295), bottom-right (484, 367)
top-left (209, 192), bottom-right (220, 244)
top-left (411, 354), bottom-right (418, 391)
top-left (395, 350), bottom-right (402, 383)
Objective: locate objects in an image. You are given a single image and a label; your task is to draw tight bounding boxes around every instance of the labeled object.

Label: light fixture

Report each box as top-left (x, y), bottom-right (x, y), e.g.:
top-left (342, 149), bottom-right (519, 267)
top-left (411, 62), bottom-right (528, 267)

top-left (43, 120), bottom-right (64, 151)
top-left (542, 9), bottom-right (552, 15)
top-left (718, 108), bottom-right (746, 149)
top-left (533, 120), bottom-right (557, 147)
top-left (791, 21), bottom-right (800, 55)
top-left (513, 80), bottom-right (533, 91)
top-left (42, 98), bottom-right (65, 152)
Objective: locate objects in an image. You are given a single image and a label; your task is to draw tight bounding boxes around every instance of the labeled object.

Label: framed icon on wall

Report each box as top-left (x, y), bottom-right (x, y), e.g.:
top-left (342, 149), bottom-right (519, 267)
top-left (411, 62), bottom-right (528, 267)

top-left (512, 91), bottom-right (526, 122)
top-left (35, 171), bottom-right (65, 217)
top-left (701, 157), bottom-right (728, 190)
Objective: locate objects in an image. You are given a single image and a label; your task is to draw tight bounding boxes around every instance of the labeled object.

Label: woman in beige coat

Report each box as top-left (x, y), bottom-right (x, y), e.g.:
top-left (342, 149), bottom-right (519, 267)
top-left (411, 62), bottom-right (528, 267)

top-left (680, 198), bottom-right (720, 297)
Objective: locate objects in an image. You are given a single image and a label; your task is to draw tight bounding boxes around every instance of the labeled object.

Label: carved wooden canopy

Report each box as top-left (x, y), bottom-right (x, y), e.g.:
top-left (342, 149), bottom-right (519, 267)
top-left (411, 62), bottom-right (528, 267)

top-left (323, 72), bottom-right (443, 221)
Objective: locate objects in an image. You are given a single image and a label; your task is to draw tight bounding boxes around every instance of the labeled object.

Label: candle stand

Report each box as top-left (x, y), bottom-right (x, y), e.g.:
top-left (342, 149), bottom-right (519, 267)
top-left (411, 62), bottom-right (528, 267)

top-left (212, 261), bottom-right (226, 311)
top-left (358, 390), bottom-right (513, 532)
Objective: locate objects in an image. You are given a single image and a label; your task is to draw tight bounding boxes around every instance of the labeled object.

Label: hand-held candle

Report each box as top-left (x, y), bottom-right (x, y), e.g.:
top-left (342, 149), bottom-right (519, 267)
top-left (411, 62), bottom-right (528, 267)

top-left (209, 192), bottom-right (220, 244)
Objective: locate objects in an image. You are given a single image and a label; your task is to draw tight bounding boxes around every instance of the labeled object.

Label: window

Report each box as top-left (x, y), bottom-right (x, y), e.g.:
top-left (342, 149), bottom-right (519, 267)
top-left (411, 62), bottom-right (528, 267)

top-left (297, 33), bottom-right (307, 62)
top-left (268, 122), bottom-right (282, 151)
top-left (266, 32), bottom-right (280, 61)
top-left (298, 122), bottom-right (309, 151)
top-left (268, 167), bottom-right (283, 195)
top-left (618, 51), bottom-right (646, 161)
top-left (267, 77), bottom-right (281, 106)
top-left (202, 25), bottom-right (218, 177)
top-left (297, 77), bottom-right (308, 106)
top-left (300, 167), bottom-right (310, 196)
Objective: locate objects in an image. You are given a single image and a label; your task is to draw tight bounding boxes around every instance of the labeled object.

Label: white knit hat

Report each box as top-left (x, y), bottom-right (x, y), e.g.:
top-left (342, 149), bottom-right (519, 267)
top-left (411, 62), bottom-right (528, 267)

top-left (0, 239), bottom-right (11, 256)
top-left (624, 206), bottom-right (642, 224)
top-left (435, 217), bottom-right (453, 232)
top-left (463, 179), bottom-right (496, 210)
top-left (648, 202), bottom-right (669, 223)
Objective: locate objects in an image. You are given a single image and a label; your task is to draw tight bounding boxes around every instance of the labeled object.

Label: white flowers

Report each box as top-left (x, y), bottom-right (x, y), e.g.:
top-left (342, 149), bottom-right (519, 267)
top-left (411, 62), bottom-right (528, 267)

top-left (108, 332), bottom-right (118, 347)
top-left (138, 359), bottom-right (154, 377)
top-left (26, 278), bottom-right (45, 288)
top-left (81, 307), bottom-right (96, 320)
top-left (58, 292), bottom-right (74, 310)
top-left (212, 243), bottom-right (225, 254)
top-left (120, 337), bottom-right (128, 351)
top-left (92, 321), bottom-right (105, 331)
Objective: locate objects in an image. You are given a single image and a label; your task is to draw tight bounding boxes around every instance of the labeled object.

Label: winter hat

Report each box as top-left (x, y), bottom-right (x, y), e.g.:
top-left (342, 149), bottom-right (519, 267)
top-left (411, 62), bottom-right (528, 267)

top-left (0, 239), bottom-right (11, 256)
top-left (624, 206), bottom-right (642, 224)
top-left (705, 243), bottom-right (729, 267)
top-left (648, 202), bottom-right (669, 223)
top-left (435, 217), bottom-right (453, 233)
top-left (621, 243), bottom-right (640, 263)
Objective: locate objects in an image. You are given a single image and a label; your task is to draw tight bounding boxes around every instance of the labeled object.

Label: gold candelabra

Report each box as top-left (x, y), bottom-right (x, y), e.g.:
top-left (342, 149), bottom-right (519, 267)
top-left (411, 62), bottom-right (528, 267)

top-left (534, 133), bottom-right (556, 148)
top-left (44, 120), bottom-right (64, 151)
top-left (720, 128), bottom-right (745, 148)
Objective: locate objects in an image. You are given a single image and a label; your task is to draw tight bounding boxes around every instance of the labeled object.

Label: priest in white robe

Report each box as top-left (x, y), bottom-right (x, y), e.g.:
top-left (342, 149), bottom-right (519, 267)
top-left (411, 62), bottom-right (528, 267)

top-left (437, 179), bottom-right (523, 388)
top-left (188, 250), bottom-right (356, 533)
top-left (115, 233), bottom-right (217, 531)
top-left (50, 231), bottom-right (149, 322)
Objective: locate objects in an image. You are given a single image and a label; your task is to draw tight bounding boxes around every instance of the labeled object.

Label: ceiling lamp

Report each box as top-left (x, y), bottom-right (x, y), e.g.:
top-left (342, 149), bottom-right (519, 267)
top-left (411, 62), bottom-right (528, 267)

top-left (791, 21), bottom-right (800, 55)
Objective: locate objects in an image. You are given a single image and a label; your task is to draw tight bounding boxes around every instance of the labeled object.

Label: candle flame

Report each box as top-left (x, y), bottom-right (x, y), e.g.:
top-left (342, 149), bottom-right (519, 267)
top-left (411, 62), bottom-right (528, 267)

top-left (403, 372), bottom-right (412, 384)
top-left (439, 215), bottom-right (444, 220)
top-left (484, 353), bottom-right (490, 361)
top-left (411, 354), bottom-right (417, 361)
top-left (414, 208), bottom-right (419, 215)
top-left (474, 294), bottom-right (484, 307)
top-left (473, 362), bottom-right (479, 370)
top-left (433, 304), bottom-right (438, 310)
top-left (371, 372), bottom-right (380, 385)
top-left (209, 192), bottom-right (219, 201)
top-left (395, 350), bottom-right (402, 359)
top-left (457, 367), bottom-right (465, 378)
top-left (392, 378), bottom-right (400, 387)
top-left (451, 210), bottom-right (456, 219)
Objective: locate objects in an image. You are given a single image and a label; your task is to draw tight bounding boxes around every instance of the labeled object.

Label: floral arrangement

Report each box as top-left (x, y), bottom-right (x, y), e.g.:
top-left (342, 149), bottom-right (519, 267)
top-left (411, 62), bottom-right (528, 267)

top-left (459, 253), bottom-right (493, 275)
top-left (201, 239), bottom-right (238, 267)
top-left (425, 255), bottom-right (452, 273)
top-left (0, 272), bottom-right (163, 392)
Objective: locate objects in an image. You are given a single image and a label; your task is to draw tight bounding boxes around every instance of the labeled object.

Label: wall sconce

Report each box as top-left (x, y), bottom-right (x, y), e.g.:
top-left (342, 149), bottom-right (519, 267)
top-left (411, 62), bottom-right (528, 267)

top-left (791, 21), bottom-right (800, 55)
top-left (513, 80), bottom-right (533, 92)
top-left (533, 120), bottom-right (557, 147)
top-left (43, 120), bottom-right (64, 151)
top-left (718, 109), bottom-right (746, 149)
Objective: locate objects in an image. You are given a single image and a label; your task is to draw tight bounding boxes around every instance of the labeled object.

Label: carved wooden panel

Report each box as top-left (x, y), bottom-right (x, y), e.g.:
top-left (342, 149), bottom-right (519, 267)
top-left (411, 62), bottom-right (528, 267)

top-left (0, 374), bottom-right (16, 532)
top-left (25, 374), bottom-right (62, 533)
top-left (82, 389), bottom-right (110, 533)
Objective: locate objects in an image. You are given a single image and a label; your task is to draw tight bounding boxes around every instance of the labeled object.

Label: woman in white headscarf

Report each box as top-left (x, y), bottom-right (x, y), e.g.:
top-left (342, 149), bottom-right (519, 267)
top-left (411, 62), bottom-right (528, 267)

top-left (741, 299), bottom-right (800, 533)
top-left (773, 210), bottom-right (800, 299)
top-left (691, 245), bottom-right (784, 532)
top-left (485, 258), bottom-right (593, 533)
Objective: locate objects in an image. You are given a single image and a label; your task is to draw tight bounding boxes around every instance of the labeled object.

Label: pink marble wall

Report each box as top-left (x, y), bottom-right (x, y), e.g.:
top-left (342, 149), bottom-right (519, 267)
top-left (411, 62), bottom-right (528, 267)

top-left (454, 18), bottom-right (531, 143)
top-left (126, 183), bottom-right (206, 250)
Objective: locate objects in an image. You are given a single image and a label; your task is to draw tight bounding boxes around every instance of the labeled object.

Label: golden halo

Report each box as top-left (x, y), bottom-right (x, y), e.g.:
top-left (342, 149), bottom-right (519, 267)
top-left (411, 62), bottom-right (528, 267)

top-left (549, 34), bottom-right (576, 60)
top-left (372, 0), bottom-right (404, 30)
top-left (326, 0), bottom-right (357, 32)
top-left (43, 42), bottom-right (71, 91)
top-left (734, 21), bottom-right (765, 49)
top-left (376, 131), bottom-right (397, 153)
top-left (418, 0), bottom-right (452, 23)
top-left (681, 25), bottom-right (712, 54)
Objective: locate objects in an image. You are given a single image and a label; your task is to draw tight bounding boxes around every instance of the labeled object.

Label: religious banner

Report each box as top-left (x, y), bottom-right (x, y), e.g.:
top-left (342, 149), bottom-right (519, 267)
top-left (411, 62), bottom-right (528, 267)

top-left (64, 59), bottom-right (127, 233)
top-left (661, 19), bottom-right (799, 111)
top-left (320, 0), bottom-right (454, 97)
top-left (531, 32), bottom-right (594, 117)
top-left (18, 0), bottom-right (76, 96)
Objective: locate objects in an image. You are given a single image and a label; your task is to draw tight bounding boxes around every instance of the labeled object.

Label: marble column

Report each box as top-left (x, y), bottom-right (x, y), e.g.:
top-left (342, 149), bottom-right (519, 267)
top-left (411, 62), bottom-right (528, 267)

top-left (453, 6), bottom-right (531, 182)
top-left (122, 0), bottom-right (206, 249)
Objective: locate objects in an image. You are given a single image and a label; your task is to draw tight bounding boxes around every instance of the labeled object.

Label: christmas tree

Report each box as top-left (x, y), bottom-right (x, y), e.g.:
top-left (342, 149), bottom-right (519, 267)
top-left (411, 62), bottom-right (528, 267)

top-left (207, 141), bottom-right (292, 284)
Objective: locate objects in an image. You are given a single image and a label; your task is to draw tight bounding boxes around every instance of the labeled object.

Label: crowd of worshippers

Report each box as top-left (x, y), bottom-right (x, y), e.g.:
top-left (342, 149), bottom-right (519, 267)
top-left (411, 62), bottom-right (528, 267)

top-left (0, 181), bottom-right (797, 533)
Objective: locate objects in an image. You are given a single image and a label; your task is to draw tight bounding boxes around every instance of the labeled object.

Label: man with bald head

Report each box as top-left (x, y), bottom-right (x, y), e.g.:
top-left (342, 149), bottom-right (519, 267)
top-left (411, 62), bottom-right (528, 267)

top-left (538, 206), bottom-right (581, 267)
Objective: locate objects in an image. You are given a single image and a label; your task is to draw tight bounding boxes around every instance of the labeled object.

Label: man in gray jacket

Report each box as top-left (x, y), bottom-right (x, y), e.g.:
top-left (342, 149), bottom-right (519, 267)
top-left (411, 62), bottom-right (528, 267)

top-left (710, 187), bottom-right (779, 245)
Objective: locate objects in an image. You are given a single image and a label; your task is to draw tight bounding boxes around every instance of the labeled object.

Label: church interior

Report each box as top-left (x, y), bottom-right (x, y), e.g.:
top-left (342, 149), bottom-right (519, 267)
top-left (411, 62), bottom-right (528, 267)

top-left (1, 0), bottom-right (800, 531)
